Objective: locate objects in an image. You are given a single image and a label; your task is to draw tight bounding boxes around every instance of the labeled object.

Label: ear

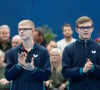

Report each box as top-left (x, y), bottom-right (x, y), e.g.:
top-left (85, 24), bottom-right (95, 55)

top-left (32, 29), bottom-right (35, 34)
top-left (76, 28), bottom-right (79, 33)
top-left (91, 27), bottom-right (94, 33)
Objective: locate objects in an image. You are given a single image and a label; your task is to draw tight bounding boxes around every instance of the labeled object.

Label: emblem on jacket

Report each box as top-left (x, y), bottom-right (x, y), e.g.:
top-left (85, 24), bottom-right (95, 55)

top-left (91, 50), bottom-right (96, 54)
top-left (33, 54), bottom-right (38, 58)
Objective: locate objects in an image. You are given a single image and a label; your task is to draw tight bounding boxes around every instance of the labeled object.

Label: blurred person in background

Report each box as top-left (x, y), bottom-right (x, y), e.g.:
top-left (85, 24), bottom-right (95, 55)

top-left (57, 23), bottom-right (76, 53)
top-left (46, 40), bottom-right (57, 52)
top-left (0, 50), bottom-right (10, 90)
top-left (45, 48), bottom-right (68, 90)
top-left (11, 35), bottom-right (21, 48)
top-left (95, 29), bottom-right (100, 43)
top-left (0, 25), bottom-right (11, 52)
top-left (34, 27), bottom-right (47, 47)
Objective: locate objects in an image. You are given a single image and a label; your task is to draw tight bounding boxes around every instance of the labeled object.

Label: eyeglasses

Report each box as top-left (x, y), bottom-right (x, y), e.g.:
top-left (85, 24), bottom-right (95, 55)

top-left (18, 28), bottom-right (32, 31)
top-left (77, 26), bottom-right (93, 30)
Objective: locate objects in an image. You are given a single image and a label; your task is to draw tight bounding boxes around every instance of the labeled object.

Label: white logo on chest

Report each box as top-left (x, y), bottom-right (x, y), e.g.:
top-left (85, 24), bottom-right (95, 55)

top-left (91, 50), bottom-right (96, 54)
top-left (33, 54), bottom-right (38, 58)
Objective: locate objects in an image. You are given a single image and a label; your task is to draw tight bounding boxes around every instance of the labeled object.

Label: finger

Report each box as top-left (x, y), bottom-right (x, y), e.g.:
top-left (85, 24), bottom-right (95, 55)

top-left (87, 58), bottom-right (91, 62)
top-left (87, 59), bottom-right (93, 63)
top-left (88, 61), bottom-right (93, 65)
top-left (31, 57), bottom-right (34, 65)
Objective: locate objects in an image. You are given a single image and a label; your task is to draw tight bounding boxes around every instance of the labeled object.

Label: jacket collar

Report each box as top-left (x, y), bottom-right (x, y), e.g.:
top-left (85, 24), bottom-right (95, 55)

top-left (18, 42), bottom-right (39, 53)
top-left (77, 39), bottom-right (93, 44)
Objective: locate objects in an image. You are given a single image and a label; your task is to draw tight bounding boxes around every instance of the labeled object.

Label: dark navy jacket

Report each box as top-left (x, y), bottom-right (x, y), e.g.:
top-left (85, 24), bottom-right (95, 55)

top-left (62, 39), bottom-right (100, 90)
top-left (5, 43), bottom-right (51, 90)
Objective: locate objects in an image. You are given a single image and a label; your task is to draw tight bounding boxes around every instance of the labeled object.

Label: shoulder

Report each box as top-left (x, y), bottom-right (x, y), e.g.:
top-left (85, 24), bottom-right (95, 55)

top-left (72, 38), bottom-right (76, 42)
top-left (6, 46), bottom-right (19, 56)
top-left (35, 43), bottom-right (48, 54)
top-left (63, 41), bottom-right (76, 53)
top-left (57, 38), bottom-right (66, 45)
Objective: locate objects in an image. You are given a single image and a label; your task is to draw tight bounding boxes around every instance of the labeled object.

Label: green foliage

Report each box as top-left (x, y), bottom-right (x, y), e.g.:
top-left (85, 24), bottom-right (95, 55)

top-left (41, 25), bottom-right (57, 42)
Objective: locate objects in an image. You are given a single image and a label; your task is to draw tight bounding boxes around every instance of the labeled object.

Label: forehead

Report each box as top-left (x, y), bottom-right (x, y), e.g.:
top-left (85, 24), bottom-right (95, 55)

top-left (12, 37), bottom-right (21, 42)
top-left (63, 26), bottom-right (72, 30)
top-left (50, 51), bottom-right (60, 54)
top-left (0, 28), bottom-right (9, 33)
top-left (78, 21), bottom-right (92, 27)
top-left (18, 24), bottom-right (32, 28)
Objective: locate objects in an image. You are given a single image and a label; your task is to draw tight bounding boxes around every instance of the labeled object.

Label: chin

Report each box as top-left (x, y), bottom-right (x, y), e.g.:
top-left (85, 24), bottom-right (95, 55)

top-left (83, 37), bottom-right (90, 40)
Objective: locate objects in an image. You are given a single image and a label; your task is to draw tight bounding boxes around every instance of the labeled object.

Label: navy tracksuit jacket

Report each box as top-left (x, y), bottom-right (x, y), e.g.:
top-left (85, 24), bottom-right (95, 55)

top-left (5, 43), bottom-right (51, 90)
top-left (62, 39), bottom-right (100, 90)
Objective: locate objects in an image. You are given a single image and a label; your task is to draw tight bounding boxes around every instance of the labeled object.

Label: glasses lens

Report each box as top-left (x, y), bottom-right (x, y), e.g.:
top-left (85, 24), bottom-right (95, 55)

top-left (78, 26), bottom-right (93, 30)
top-left (19, 28), bottom-right (32, 31)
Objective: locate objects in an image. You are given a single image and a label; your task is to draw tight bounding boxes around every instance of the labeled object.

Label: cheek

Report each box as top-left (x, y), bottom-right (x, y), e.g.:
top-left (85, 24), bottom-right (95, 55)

top-left (0, 58), bottom-right (4, 63)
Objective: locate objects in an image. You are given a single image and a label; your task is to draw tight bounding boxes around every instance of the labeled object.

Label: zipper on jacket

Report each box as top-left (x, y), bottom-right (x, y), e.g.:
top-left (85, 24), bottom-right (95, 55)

top-left (85, 40), bottom-right (89, 90)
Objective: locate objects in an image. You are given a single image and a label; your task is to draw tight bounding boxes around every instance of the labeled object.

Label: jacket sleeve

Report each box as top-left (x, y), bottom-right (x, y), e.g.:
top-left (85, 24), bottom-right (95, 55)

top-left (62, 46), bottom-right (84, 79)
top-left (5, 50), bottom-right (23, 81)
top-left (89, 43), bottom-right (100, 77)
top-left (31, 49), bottom-right (51, 81)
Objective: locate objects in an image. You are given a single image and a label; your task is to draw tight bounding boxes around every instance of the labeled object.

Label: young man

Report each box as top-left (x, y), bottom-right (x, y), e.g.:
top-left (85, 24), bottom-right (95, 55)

top-left (62, 16), bottom-right (100, 90)
top-left (57, 23), bottom-right (76, 53)
top-left (5, 20), bottom-right (51, 90)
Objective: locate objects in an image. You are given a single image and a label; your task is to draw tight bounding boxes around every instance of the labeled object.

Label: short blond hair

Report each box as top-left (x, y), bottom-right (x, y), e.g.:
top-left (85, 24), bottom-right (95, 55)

top-left (76, 16), bottom-right (93, 27)
top-left (18, 20), bottom-right (35, 28)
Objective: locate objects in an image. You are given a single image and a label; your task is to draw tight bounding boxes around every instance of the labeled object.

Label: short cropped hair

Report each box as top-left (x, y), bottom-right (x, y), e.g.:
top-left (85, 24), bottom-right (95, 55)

top-left (76, 16), bottom-right (93, 27)
top-left (18, 20), bottom-right (35, 28)
top-left (62, 23), bottom-right (73, 31)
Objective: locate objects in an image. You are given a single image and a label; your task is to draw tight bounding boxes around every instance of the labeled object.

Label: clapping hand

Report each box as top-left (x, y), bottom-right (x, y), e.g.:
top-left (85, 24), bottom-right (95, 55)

top-left (83, 58), bottom-right (93, 73)
top-left (18, 52), bottom-right (27, 66)
top-left (18, 52), bottom-right (35, 71)
top-left (22, 57), bottom-right (35, 71)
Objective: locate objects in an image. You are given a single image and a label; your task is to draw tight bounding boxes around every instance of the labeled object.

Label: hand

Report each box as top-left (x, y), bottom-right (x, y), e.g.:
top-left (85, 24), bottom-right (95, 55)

top-left (83, 58), bottom-right (93, 73)
top-left (45, 80), bottom-right (52, 88)
top-left (18, 52), bottom-right (27, 65)
top-left (0, 78), bottom-right (9, 85)
top-left (45, 80), bottom-right (51, 87)
top-left (22, 57), bottom-right (35, 71)
top-left (59, 83), bottom-right (66, 90)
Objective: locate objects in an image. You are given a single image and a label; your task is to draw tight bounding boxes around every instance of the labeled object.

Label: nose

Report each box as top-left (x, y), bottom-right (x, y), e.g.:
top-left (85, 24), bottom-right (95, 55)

top-left (84, 28), bottom-right (88, 32)
top-left (20, 30), bottom-right (24, 33)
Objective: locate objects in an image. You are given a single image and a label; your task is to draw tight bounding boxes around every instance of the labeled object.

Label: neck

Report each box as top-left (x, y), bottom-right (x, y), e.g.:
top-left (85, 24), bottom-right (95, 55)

top-left (65, 36), bottom-right (72, 42)
top-left (79, 38), bottom-right (90, 41)
top-left (22, 37), bottom-right (34, 51)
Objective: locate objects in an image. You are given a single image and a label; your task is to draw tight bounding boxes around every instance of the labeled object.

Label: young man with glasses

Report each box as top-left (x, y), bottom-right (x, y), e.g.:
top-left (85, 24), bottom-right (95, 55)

top-left (5, 20), bottom-right (51, 90)
top-left (62, 16), bottom-right (100, 90)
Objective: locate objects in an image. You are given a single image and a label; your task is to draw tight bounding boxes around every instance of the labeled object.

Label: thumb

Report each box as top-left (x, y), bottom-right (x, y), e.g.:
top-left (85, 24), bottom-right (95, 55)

top-left (87, 58), bottom-right (93, 64)
top-left (87, 58), bottom-right (91, 62)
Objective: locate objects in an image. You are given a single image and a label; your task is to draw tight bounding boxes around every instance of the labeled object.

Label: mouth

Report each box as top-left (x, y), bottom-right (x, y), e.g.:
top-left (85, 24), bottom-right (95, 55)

top-left (84, 33), bottom-right (89, 35)
top-left (20, 35), bottom-right (24, 37)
